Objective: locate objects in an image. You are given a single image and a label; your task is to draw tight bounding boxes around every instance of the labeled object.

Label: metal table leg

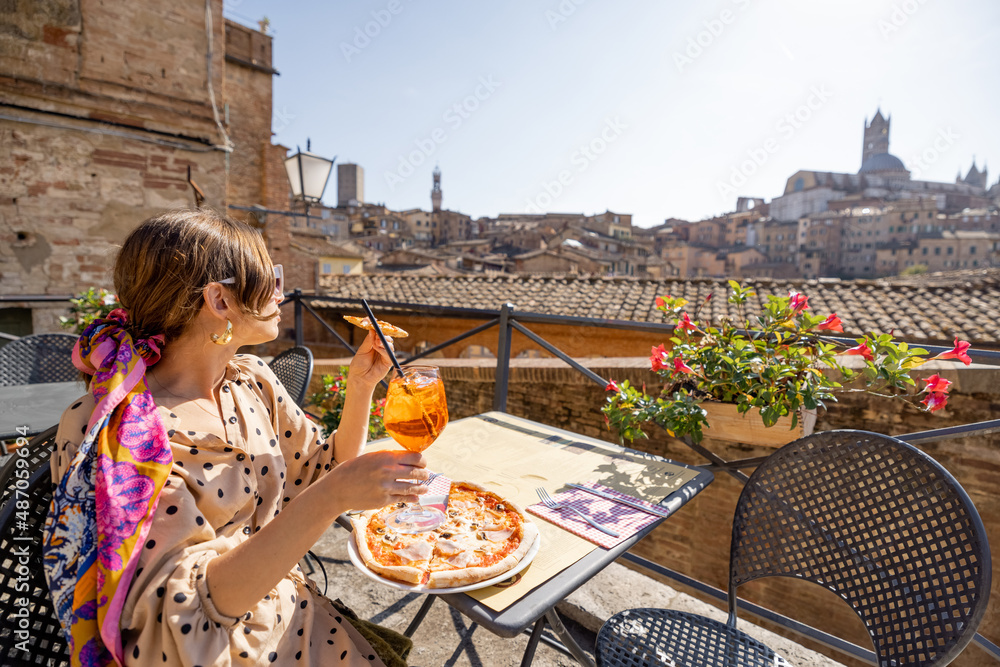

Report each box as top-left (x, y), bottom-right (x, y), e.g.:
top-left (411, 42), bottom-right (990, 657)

top-left (545, 608), bottom-right (596, 667)
top-left (403, 595), bottom-right (436, 637)
top-left (519, 617), bottom-right (547, 667)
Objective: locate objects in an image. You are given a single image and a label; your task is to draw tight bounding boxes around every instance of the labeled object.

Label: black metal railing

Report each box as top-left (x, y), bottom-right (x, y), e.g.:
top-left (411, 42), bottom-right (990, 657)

top-left (3, 291), bottom-right (998, 662)
top-left (283, 290), bottom-right (1000, 665)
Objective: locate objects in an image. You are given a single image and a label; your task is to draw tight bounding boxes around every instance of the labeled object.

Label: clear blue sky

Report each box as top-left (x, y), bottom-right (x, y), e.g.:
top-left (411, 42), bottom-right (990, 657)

top-left (224, 0), bottom-right (1000, 227)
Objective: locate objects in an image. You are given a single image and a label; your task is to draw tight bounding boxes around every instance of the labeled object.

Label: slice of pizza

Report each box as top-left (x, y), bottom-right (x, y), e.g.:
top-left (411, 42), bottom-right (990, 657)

top-left (343, 315), bottom-right (409, 338)
top-left (351, 481), bottom-right (538, 588)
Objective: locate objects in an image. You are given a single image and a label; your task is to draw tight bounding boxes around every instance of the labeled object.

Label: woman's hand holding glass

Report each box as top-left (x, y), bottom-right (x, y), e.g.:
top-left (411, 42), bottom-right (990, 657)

top-left (332, 449), bottom-right (430, 509)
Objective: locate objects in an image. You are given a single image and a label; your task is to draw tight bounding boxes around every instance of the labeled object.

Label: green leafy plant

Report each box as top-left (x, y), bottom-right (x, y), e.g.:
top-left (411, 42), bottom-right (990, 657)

top-left (603, 281), bottom-right (972, 443)
top-left (308, 367), bottom-right (386, 440)
top-left (60, 288), bottom-right (121, 335)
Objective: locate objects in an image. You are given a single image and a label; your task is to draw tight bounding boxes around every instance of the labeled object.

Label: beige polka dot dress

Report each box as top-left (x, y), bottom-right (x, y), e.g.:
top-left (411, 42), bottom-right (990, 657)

top-left (52, 355), bottom-right (387, 667)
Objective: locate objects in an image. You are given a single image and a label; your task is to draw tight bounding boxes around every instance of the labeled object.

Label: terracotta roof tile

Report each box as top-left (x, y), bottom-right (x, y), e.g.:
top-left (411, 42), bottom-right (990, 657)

top-left (317, 273), bottom-right (1000, 348)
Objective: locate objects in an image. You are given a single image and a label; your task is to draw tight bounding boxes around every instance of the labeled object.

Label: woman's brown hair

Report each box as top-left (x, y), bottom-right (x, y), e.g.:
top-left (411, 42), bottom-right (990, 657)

top-left (113, 208), bottom-right (277, 342)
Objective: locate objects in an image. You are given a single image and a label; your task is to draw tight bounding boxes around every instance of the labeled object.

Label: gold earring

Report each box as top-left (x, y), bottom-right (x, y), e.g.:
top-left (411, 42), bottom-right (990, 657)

top-left (211, 319), bottom-right (233, 345)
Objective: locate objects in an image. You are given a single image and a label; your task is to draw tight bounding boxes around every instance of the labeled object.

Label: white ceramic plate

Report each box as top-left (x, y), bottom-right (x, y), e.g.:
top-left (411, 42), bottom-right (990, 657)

top-left (347, 531), bottom-right (541, 594)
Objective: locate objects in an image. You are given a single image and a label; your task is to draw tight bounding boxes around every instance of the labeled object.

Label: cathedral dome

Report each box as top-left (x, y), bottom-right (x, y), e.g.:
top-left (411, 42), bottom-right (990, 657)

top-left (859, 152), bottom-right (908, 174)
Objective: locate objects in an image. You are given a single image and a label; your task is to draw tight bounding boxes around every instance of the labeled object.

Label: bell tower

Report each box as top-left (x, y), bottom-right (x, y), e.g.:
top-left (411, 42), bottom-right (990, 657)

top-left (862, 109), bottom-right (890, 164)
top-left (431, 165), bottom-right (442, 212)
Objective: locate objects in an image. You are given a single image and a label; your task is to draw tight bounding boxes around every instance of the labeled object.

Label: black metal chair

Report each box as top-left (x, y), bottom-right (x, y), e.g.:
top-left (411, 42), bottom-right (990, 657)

top-left (0, 426), bottom-right (70, 665)
top-left (595, 430), bottom-right (992, 667)
top-left (0, 333), bottom-right (79, 387)
top-left (268, 346), bottom-right (314, 407)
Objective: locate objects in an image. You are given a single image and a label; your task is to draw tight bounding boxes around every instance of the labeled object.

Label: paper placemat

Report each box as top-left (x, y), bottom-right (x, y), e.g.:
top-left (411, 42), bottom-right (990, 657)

top-left (365, 413), bottom-right (699, 611)
top-left (526, 483), bottom-right (667, 549)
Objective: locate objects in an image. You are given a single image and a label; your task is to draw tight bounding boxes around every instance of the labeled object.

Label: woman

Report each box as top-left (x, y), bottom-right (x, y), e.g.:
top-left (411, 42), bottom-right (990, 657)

top-left (44, 209), bottom-right (427, 666)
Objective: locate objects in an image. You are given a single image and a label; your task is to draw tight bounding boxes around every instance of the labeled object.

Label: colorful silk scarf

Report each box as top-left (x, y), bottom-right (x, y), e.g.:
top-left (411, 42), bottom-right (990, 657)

top-left (43, 309), bottom-right (171, 667)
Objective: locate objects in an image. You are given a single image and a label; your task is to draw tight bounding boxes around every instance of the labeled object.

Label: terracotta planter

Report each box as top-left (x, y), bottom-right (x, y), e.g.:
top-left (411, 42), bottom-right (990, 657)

top-left (700, 402), bottom-right (816, 447)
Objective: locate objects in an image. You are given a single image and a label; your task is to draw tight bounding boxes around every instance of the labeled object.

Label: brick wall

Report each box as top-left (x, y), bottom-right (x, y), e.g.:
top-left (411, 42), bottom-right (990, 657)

top-left (224, 19), bottom-right (277, 220)
top-left (313, 356), bottom-right (999, 666)
top-left (0, 122), bottom-right (223, 328)
top-left (0, 0), bottom-right (287, 335)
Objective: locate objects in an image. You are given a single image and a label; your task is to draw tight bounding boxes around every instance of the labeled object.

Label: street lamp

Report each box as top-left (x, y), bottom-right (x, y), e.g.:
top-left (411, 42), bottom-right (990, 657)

top-left (283, 138), bottom-right (335, 226)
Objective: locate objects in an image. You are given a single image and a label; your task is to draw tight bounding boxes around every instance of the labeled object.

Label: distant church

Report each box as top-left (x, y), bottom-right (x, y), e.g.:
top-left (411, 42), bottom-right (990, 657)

top-left (769, 109), bottom-right (996, 221)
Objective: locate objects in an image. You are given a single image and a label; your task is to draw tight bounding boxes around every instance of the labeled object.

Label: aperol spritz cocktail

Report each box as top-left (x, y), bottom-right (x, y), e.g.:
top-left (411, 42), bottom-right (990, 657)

top-left (382, 366), bottom-right (449, 532)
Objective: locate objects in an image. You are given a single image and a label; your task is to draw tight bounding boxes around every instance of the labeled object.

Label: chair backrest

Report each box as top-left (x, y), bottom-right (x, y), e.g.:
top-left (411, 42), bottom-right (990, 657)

top-left (0, 334), bottom-right (79, 387)
top-left (729, 430), bottom-right (991, 667)
top-left (268, 346), bottom-right (314, 407)
top-left (0, 427), bottom-right (70, 665)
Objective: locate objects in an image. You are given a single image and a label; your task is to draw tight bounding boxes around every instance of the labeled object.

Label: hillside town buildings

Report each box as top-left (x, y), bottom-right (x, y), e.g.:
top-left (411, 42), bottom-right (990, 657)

top-left (2, 0), bottom-right (998, 341)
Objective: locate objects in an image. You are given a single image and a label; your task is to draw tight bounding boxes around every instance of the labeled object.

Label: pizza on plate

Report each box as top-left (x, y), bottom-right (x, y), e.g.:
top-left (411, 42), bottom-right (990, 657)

top-left (343, 315), bottom-right (409, 338)
top-left (351, 481), bottom-right (538, 588)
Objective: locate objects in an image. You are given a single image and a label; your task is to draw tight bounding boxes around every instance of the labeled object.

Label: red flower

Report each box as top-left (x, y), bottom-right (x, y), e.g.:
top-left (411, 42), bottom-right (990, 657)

top-left (921, 391), bottom-right (949, 412)
top-left (788, 291), bottom-right (809, 314)
top-left (655, 296), bottom-right (667, 309)
top-left (921, 374), bottom-right (952, 395)
top-left (817, 313), bottom-right (844, 333)
top-left (673, 357), bottom-right (695, 375)
top-left (676, 312), bottom-right (697, 333)
top-left (845, 342), bottom-right (874, 362)
top-left (650, 344), bottom-right (670, 372)
top-left (933, 338), bottom-right (972, 366)
top-left (606, 379), bottom-right (620, 392)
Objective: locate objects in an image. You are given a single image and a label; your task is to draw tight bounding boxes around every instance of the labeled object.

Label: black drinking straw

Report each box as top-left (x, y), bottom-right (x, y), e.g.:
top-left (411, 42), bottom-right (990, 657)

top-left (361, 299), bottom-right (404, 376)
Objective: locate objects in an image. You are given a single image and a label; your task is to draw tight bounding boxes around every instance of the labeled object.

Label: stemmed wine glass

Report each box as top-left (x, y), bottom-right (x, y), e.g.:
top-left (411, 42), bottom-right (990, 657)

top-left (382, 365), bottom-right (449, 533)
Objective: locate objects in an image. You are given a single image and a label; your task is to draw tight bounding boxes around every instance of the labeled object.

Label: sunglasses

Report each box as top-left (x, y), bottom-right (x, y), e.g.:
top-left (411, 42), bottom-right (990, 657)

top-left (218, 264), bottom-right (284, 296)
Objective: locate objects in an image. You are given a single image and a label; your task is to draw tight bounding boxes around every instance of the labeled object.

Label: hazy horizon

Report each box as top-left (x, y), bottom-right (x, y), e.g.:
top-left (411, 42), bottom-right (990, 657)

top-left (225, 0), bottom-right (1000, 228)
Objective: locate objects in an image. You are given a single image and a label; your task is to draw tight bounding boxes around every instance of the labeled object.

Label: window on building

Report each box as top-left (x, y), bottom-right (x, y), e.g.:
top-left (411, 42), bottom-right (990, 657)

top-left (934, 247), bottom-right (941, 255)
top-left (947, 246), bottom-right (953, 255)
top-left (343, 265), bottom-right (351, 274)
top-left (970, 246), bottom-right (977, 254)
top-left (0, 307), bottom-right (32, 344)
top-left (322, 262), bottom-right (332, 274)
top-left (922, 247), bottom-right (928, 255)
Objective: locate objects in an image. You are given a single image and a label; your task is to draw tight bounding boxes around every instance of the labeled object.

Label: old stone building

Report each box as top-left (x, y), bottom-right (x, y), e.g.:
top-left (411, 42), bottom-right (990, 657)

top-left (0, 1), bottom-right (288, 333)
top-left (769, 109), bottom-right (998, 222)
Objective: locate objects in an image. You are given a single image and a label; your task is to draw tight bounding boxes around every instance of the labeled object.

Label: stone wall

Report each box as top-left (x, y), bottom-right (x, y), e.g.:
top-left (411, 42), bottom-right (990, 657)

top-left (313, 356), bottom-right (999, 666)
top-left (0, 0), bottom-right (283, 334)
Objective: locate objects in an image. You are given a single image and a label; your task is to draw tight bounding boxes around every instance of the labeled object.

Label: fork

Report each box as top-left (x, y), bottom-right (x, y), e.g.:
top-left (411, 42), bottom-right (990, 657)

top-left (421, 471), bottom-right (442, 486)
top-left (535, 487), bottom-right (619, 537)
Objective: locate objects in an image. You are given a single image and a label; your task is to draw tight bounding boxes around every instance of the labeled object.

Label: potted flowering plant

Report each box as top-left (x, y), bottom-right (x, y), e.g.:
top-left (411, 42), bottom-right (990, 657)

top-left (308, 367), bottom-right (387, 440)
top-left (59, 288), bottom-right (121, 335)
top-left (603, 281), bottom-right (971, 445)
